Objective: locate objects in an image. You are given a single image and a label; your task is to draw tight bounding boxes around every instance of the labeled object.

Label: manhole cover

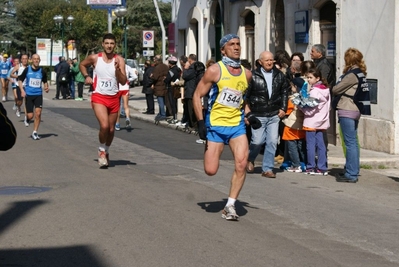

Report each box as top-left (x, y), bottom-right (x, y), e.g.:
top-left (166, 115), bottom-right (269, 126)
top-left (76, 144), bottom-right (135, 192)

top-left (0, 186), bottom-right (52, 195)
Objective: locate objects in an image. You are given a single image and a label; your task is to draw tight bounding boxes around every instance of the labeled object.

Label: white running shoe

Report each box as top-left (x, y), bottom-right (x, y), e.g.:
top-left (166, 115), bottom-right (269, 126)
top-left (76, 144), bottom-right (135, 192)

top-left (176, 121), bottom-right (187, 127)
top-left (13, 104), bottom-right (17, 110)
top-left (24, 117), bottom-right (29, 127)
top-left (196, 139), bottom-right (206, 144)
top-left (31, 132), bottom-right (40, 140)
top-left (1, 96), bottom-right (5, 102)
top-left (286, 166), bottom-right (302, 173)
top-left (16, 109), bottom-right (21, 117)
top-left (221, 205), bottom-right (239, 221)
top-left (98, 150), bottom-right (108, 167)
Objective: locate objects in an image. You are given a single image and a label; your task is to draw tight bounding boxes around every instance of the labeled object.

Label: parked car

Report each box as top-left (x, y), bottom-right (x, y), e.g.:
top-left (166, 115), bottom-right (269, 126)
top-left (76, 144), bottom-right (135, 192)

top-left (126, 59), bottom-right (143, 87)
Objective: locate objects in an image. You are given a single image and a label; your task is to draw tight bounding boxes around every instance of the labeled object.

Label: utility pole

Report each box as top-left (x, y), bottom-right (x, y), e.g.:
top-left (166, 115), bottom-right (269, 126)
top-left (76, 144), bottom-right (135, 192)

top-left (153, 0), bottom-right (166, 62)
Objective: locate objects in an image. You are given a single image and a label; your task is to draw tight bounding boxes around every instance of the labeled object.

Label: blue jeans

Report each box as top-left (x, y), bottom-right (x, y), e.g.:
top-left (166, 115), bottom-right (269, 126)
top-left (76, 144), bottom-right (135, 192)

top-left (120, 97), bottom-right (125, 116)
top-left (69, 80), bottom-right (75, 98)
top-left (306, 130), bottom-right (327, 171)
top-left (287, 139), bottom-right (306, 167)
top-left (339, 117), bottom-right (359, 179)
top-left (248, 115), bottom-right (280, 172)
top-left (157, 96), bottom-right (166, 117)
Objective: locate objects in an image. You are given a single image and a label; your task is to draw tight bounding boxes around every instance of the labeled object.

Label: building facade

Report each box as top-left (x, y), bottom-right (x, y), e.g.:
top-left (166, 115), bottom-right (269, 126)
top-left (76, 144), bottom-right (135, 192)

top-left (169, 0), bottom-right (399, 154)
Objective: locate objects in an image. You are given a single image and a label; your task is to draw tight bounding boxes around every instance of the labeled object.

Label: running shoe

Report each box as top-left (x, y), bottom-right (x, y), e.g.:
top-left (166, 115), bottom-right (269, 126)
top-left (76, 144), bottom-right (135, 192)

top-left (287, 166), bottom-right (302, 173)
top-left (221, 205), bottom-right (239, 221)
top-left (31, 132), bottom-right (40, 140)
top-left (24, 117), bottom-right (29, 127)
top-left (13, 104), bottom-right (17, 110)
top-left (304, 168), bottom-right (314, 175)
top-left (175, 121), bottom-right (187, 127)
top-left (313, 169), bottom-right (328, 176)
top-left (125, 119), bottom-right (131, 129)
top-left (196, 139), bottom-right (206, 144)
top-left (115, 123), bottom-right (120, 131)
top-left (16, 109), bottom-right (21, 117)
top-left (2, 96), bottom-right (5, 102)
top-left (98, 150), bottom-right (108, 167)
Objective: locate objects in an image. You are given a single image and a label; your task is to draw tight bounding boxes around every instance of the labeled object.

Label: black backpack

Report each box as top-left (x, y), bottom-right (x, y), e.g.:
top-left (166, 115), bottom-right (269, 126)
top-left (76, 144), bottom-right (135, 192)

top-left (332, 69), bottom-right (371, 115)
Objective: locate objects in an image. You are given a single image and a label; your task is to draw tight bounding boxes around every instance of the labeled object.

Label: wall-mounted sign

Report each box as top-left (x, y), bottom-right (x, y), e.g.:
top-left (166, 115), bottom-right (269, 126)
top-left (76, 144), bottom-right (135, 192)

top-left (295, 10), bottom-right (309, 43)
top-left (143, 31), bottom-right (154, 48)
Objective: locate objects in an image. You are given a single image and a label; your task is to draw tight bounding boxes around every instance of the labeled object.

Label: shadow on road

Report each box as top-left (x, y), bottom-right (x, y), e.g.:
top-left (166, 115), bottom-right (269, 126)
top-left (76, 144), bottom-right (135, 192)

top-left (0, 246), bottom-right (108, 267)
top-left (0, 200), bottom-right (48, 236)
top-left (197, 199), bottom-right (258, 217)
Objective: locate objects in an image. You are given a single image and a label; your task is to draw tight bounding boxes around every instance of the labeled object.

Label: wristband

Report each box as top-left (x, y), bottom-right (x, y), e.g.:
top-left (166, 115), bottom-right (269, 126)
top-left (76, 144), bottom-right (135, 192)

top-left (84, 74), bottom-right (89, 78)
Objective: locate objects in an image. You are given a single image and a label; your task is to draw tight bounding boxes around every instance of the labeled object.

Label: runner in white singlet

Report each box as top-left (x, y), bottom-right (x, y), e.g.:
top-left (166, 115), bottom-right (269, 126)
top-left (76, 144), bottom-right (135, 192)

top-left (79, 33), bottom-right (127, 168)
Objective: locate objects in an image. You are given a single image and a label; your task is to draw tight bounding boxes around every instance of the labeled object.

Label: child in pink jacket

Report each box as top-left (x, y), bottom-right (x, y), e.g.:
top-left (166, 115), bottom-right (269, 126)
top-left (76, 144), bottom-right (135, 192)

top-left (299, 68), bottom-right (330, 175)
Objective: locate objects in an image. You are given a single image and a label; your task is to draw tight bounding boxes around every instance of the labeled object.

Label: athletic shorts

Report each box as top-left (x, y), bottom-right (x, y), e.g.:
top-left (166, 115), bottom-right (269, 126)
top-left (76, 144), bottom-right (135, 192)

top-left (25, 95), bottom-right (43, 113)
top-left (91, 93), bottom-right (120, 114)
top-left (119, 89), bottom-right (129, 96)
top-left (207, 125), bottom-right (246, 145)
top-left (14, 86), bottom-right (22, 101)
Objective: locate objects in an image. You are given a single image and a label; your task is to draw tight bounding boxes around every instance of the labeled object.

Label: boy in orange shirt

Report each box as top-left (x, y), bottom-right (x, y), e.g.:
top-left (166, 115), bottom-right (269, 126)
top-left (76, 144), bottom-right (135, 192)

top-left (282, 78), bottom-right (307, 172)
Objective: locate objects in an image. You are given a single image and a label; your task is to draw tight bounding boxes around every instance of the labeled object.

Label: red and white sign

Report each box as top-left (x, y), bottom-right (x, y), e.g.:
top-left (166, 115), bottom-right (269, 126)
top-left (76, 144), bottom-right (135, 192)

top-left (143, 31), bottom-right (154, 48)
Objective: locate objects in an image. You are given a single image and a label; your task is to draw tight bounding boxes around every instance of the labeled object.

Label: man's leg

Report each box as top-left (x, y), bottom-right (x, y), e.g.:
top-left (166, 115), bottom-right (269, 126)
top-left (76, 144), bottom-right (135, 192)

top-left (106, 111), bottom-right (118, 147)
top-left (92, 103), bottom-right (111, 144)
top-left (262, 115), bottom-right (280, 173)
top-left (33, 107), bottom-right (42, 132)
top-left (228, 134), bottom-right (249, 199)
top-left (1, 78), bottom-right (5, 101)
top-left (203, 141), bottom-right (224, 176)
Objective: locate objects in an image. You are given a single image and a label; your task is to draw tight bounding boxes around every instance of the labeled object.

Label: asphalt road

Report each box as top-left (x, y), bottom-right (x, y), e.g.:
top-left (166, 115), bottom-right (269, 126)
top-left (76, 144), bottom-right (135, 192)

top-left (1, 94), bottom-right (399, 267)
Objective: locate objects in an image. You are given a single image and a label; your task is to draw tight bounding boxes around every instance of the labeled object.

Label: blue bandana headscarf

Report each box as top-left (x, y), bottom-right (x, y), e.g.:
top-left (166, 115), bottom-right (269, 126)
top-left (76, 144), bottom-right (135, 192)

top-left (219, 34), bottom-right (240, 48)
top-left (220, 34), bottom-right (241, 68)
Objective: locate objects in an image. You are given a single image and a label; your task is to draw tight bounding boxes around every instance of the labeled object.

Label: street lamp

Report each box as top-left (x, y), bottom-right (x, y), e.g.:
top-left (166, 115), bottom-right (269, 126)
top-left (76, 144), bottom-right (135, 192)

top-left (53, 14), bottom-right (74, 57)
top-left (114, 6), bottom-right (128, 60)
top-left (0, 40), bottom-right (11, 53)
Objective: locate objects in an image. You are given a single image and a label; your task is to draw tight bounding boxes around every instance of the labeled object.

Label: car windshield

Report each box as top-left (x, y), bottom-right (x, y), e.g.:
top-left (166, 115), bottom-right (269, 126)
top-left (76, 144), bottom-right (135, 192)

top-left (126, 59), bottom-right (138, 69)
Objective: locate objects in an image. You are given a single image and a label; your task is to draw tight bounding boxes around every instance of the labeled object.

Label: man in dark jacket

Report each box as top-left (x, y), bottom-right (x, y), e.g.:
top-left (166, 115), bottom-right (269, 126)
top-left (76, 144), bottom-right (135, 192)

top-left (150, 56), bottom-right (169, 120)
top-left (310, 44), bottom-right (335, 88)
top-left (57, 57), bottom-right (70, 100)
top-left (164, 56), bottom-right (181, 123)
top-left (245, 50), bottom-right (290, 178)
top-left (182, 54), bottom-right (198, 128)
top-left (53, 56), bottom-right (62, 100)
top-left (141, 60), bottom-right (155, 114)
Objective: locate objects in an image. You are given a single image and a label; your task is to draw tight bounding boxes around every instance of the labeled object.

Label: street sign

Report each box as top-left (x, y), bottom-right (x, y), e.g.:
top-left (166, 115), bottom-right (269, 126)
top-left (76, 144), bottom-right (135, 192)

top-left (143, 50), bottom-right (154, 57)
top-left (143, 31), bottom-right (154, 48)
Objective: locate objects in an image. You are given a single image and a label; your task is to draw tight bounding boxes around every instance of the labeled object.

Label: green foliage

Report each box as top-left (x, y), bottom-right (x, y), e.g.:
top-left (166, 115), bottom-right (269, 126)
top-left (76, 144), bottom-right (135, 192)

top-left (124, 0), bottom-right (171, 58)
top-left (3, 0), bottom-right (171, 59)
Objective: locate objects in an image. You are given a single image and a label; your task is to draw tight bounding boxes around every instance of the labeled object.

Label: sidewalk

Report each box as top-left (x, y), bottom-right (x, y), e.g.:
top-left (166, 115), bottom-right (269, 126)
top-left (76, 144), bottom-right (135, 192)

top-left (49, 83), bottom-right (399, 169)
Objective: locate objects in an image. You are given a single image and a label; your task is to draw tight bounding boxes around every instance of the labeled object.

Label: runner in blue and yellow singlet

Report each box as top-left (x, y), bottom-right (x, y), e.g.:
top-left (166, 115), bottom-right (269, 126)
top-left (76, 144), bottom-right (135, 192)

top-left (193, 34), bottom-right (261, 221)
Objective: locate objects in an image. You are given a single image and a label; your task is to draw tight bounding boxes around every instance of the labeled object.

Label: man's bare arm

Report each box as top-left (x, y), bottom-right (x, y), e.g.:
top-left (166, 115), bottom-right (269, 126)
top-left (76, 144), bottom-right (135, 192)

top-left (193, 64), bottom-right (220, 121)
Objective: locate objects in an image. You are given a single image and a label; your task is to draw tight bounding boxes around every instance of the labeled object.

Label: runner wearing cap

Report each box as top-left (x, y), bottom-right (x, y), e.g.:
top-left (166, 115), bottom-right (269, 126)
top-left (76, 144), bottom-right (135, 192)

top-left (193, 34), bottom-right (260, 221)
top-left (0, 54), bottom-right (11, 101)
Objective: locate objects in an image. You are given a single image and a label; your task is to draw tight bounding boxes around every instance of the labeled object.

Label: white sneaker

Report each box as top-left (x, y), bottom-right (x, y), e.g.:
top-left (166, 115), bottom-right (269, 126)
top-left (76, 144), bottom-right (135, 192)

top-left (196, 139), bottom-right (206, 144)
top-left (24, 117), bottom-right (29, 127)
top-left (16, 109), bottom-right (21, 117)
top-left (31, 132), bottom-right (40, 140)
top-left (1, 96), bottom-right (5, 102)
top-left (221, 205), bottom-right (239, 221)
top-left (286, 166), bottom-right (302, 173)
top-left (176, 121), bottom-right (187, 127)
top-left (13, 104), bottom-right (17, 110)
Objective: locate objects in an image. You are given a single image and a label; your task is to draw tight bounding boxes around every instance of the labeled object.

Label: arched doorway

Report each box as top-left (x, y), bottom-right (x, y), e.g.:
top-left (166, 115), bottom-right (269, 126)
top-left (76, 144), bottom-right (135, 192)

top-left (320, 1), bottom-right (336, 67)
top-left (274, 0), bottom-right (285, 52)
top-left (319, 0), bottom-right (337, 145)
top-left (214, 3), bottom-right (223, 61)
top-left (244, 11), bottom-right (255, 69)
